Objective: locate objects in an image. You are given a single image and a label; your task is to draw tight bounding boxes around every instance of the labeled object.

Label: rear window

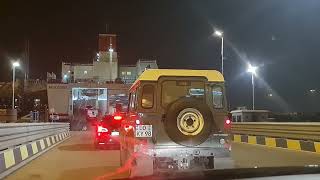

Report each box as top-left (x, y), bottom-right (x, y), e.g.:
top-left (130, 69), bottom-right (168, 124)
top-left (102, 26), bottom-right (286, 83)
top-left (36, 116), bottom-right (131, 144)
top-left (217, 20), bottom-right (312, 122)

top-left (161, 80), bottom-right (204, 107)
top-left (212, 86), bottom-right (223, 108)
top-left (141, 85), bottom-right (154, 109)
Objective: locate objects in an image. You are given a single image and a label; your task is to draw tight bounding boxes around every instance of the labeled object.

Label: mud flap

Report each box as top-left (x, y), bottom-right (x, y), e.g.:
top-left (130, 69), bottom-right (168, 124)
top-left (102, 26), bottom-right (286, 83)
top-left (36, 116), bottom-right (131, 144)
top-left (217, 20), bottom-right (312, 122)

top-left (130, 153), bottom-right (154, 177)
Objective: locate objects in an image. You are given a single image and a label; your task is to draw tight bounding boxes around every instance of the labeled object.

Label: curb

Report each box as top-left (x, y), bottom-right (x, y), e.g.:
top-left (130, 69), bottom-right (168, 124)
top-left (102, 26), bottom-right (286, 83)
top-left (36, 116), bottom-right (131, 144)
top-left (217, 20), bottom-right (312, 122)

top-left (0, 131), bottom-right (71, 179)
top-left (231, 134), bottom-right (320, 154)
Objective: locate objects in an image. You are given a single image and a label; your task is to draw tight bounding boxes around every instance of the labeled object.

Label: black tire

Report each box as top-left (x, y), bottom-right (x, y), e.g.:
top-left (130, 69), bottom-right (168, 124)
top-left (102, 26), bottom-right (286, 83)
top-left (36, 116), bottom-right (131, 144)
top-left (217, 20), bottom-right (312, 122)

top-left (164, 97), bottom-right (214, 146)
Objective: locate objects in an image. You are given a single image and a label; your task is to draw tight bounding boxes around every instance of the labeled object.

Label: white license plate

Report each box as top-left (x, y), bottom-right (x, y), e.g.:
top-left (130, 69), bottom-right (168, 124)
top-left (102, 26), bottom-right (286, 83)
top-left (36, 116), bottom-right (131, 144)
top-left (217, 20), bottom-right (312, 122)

top-left (135, 125), bottom-right (152, 137)
top-left (111, 131), bottom-right (119, 136)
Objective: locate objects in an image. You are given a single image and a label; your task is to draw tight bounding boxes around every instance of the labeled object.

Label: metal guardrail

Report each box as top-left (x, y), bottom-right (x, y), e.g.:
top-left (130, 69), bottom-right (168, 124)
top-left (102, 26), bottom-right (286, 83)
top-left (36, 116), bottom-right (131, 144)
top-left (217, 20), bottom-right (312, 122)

top-left (231, 122), bottom-right (320, 141)
top-left (0, 123), bottom-right (70, 151)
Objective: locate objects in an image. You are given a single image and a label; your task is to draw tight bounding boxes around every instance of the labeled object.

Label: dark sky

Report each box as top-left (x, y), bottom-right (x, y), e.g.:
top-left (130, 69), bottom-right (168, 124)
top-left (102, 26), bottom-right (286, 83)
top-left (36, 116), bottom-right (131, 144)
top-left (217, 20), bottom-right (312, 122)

top-left (1, 0), bottom-right (320, 112)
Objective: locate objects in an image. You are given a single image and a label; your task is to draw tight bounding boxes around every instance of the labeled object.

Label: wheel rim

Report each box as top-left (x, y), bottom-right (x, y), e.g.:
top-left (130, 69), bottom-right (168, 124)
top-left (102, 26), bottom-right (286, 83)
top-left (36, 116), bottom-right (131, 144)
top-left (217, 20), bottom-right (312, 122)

top-left (176, 108), bottom-right (204, 136)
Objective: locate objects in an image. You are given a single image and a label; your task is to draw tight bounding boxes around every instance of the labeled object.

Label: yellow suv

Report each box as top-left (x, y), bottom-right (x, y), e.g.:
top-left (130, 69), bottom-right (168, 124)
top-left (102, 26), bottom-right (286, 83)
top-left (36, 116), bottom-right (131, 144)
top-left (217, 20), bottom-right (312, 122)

top-left (120, 69), bottom-right (231, 177)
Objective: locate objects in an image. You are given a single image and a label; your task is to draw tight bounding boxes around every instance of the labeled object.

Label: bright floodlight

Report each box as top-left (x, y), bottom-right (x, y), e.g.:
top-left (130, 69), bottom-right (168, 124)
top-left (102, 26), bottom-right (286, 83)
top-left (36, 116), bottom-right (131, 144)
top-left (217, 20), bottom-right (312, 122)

top-left (12, 62), bottom-right (20, 67)
top-left (214, 30), bottom-right (223, 37)
top-left (310, 89), bottom-right (316, 93)
top-left (109, 48), bottom-right (114, 53)
top-left (247, 64), bottom-right (257, 75)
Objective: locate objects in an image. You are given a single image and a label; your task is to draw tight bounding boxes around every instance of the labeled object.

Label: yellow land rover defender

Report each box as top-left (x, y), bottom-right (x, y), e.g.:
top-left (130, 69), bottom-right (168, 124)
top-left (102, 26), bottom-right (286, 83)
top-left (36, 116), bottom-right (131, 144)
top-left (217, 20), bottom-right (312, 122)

top-left (120, 69), bottom-right (231, 177)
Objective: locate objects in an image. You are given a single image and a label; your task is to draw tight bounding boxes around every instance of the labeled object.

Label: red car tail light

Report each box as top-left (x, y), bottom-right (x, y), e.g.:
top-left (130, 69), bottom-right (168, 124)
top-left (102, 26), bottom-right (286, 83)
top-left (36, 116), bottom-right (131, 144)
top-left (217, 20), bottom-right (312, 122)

top-left (224, 113), bottom-right (232, 130)
top-left (97, 125), bottom-right (108, 133)
top-left (124, 125), bottom-right (133, 132)
top-left (113, 115), bottom-right (122, 120)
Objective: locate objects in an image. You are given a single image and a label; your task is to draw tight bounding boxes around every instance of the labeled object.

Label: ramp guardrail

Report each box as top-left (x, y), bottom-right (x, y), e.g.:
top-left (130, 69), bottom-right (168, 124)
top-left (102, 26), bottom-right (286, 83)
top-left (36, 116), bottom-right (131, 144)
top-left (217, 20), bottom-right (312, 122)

top-left (0, 123), bottom-right (70, 179)
top-left (231, 122), bottom-right (320, 141)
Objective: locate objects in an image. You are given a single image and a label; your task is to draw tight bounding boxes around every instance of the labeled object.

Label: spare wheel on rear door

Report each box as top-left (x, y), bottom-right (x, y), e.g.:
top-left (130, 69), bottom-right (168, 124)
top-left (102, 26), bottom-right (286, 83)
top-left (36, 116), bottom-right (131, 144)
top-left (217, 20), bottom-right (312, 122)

top-left (164, 97), bottom-right (214, 147)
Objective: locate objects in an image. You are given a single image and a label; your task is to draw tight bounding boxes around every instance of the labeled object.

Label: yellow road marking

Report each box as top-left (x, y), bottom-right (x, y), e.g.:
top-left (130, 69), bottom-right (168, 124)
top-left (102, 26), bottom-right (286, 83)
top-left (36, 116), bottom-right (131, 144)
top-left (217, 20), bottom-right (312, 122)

top-left (314, 142), bottom-right (320, 153)
top-left (46, 137), bottom-right (51, 146)
top-left (51, 136), bottom-right (56, 144)
top-left (20, 145), bottom-right (29, 160)
top-left (287, 139), bottom-right (301, 151)
top-left (248, 136), bottom-right (257, 144)
top-left (265, 137), bottom-right (276, 147)
top-left (233, 135), bottom-right (241, 142)
top-left (4, 150), bottom-right (15, 168)
top-left (31, 142), bottom-right (38, 154)
top-left (40, 139), bottom-right (45, 150)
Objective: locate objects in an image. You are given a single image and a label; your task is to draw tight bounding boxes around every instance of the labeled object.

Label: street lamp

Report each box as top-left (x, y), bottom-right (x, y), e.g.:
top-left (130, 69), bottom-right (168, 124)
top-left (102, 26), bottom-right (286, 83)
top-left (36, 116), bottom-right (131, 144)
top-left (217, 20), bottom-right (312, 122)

top-left (309, 89), bottom-right (316, 93)
top-left (109, 47), bottom-right (114, 81)
top-left (214, 30), bottom-right (224, 75)
top-left (12, 61), bottom-right (20, 109)
top-left (247, 64), bottom-right (257, 110)
top-left (96, 53), bottom-right (100, 61)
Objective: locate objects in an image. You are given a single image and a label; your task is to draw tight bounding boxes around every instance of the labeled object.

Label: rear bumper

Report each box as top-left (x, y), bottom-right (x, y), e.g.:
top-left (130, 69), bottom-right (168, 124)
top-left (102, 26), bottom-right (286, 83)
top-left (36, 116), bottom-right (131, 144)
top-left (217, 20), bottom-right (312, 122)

top-left (135, 133), bottom-right (231, 158)
top-left (132, 146), bottom-right (230, 172)
top-left (95, 134), bottom-right (120, 145)
top-left (132, 134), bottom-right (231, 171)
top-left (151, 146), bottom-right (230, 158)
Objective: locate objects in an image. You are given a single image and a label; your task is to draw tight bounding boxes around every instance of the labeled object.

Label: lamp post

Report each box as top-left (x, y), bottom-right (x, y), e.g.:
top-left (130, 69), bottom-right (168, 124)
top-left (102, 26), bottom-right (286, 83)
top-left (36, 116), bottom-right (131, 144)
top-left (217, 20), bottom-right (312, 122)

top-left (214, 30), bottom-right (224, 75)
top-left (109, 47), bottom-right (114, 82)
top-left (12, 61), bottom-right (20, 109)
top-left (247, 64), bottom-right (258, 110)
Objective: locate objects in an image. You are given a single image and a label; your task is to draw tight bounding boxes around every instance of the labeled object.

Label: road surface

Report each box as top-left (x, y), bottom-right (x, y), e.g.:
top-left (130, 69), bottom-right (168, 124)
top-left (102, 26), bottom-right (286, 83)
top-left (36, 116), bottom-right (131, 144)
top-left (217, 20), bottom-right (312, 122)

top-left (5, 131), bottom-right (234, 180)
top-left (5, 131), bottom-right (128, 180)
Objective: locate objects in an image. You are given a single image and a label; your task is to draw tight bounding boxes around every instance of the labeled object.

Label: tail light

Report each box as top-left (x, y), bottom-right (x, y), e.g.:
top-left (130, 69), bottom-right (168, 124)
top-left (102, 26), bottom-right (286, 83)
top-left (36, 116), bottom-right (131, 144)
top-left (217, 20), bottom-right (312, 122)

top-left (130, 113), bottom-right (137, 118)
top-left (224, 113), bottom-right (232, 130)
top-left (113, 115), bottom-right (123, 120)
top-left (124, 125), bottom-right (133, 132)
top-left (97, 125), bottom-right (108, 133)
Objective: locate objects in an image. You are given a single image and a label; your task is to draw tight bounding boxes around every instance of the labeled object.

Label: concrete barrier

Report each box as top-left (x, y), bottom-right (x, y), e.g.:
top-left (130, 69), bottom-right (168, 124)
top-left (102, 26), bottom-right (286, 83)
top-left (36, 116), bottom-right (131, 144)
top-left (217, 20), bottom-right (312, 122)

top-left (0, 123), bottom-right (70, 179)
top-left (230, 122), bottom-right (320, 168)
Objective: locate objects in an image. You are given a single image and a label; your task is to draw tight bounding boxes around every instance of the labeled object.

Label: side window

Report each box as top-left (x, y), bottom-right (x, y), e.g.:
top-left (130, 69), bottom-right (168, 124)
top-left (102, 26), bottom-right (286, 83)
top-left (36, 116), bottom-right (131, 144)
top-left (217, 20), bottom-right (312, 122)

top-left (129, 92), bottom-right (136, 111)
top-left (141, 85), bottom-right (154, 109)
top-left (237, 115), bottom-right (241, 122)
top-left (212, 86), bottom-right (223, 108)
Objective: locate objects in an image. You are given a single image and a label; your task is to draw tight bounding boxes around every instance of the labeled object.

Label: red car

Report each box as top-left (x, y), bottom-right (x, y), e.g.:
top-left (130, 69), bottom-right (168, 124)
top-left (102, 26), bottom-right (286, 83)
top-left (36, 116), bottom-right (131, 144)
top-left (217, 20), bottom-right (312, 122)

top-left (94, 113), bottom-right (123, 149)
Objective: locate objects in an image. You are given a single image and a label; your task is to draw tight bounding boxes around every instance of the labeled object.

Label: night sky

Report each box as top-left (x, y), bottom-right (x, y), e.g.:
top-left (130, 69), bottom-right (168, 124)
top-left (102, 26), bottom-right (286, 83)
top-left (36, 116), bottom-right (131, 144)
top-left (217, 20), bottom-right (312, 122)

top-left (1, 0), bottom-right (320, 112)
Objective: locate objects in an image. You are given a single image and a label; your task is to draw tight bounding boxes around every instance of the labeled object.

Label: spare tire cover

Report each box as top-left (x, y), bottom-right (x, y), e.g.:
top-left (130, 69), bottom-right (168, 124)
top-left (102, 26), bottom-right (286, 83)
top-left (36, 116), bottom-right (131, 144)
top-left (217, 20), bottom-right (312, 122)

top-left (164, 98), bottom-right (213, 146)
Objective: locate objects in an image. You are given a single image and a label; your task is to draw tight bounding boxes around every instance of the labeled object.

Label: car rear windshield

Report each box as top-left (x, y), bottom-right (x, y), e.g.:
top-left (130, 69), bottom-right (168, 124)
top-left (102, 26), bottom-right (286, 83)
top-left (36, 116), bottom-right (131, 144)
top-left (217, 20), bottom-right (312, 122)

top-left (161, 80), bottom-right (204, 107)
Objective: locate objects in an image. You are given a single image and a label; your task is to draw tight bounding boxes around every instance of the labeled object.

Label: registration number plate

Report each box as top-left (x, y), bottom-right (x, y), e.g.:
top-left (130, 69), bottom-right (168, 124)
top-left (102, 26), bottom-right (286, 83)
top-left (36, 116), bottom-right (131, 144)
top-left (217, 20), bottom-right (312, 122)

top-left (111, 131), bottom-right (119, 136)
top-left (135, 125), bottom-right (152, 137)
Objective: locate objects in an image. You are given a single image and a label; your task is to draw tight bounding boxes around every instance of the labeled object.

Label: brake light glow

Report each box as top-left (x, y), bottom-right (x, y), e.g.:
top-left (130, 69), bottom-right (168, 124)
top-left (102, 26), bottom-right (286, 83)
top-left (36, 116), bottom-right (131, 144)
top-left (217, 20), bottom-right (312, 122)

top-left (114, 115), bottom-right (122, 120)
top-left (124, 125), bottom-right (133, 132)
top-left (224, 114), bottom-right (232, 130)
top-left (97, 126), bottom-right (108, 132)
